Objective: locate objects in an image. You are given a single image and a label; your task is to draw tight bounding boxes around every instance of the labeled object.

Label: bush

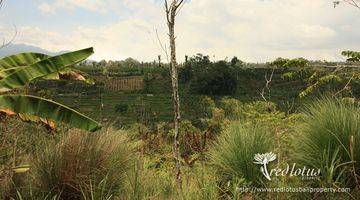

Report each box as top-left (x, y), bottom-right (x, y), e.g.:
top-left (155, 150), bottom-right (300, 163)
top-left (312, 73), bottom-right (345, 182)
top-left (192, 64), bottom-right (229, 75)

top-left (180, 54), bottom-right (238, 95)
top-left (191, 61), bottom-right (238, 95)
top-left (292, 98), bottom-right (360, 188)
top-left (0, 117), bottom-right (58, 199)
top-left (32, 129), bottom-right (132, 199)
top-left (125, 158), bottom-right (218, 200)
top-left (115, 103), bottom-right (129, 114)
top-left (219, 97), bottom-right (242, 119)
top-left (209, 122), bottom-right (274, 188)
top-left (178, 120), bottom-right (203, 163)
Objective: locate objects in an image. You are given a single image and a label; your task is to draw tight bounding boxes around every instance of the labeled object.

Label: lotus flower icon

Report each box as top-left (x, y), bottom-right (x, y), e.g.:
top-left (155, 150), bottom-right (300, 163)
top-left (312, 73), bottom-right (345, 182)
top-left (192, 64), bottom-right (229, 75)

top-left (254, 152), bottom-right (277, 181)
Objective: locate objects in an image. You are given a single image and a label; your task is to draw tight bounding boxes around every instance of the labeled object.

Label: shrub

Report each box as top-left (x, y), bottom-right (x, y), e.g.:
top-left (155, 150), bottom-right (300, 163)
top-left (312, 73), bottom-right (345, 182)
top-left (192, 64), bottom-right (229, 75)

top-left (180, 54), bottom-right (238, 95)
top-left (178, 120), bottom-right (203, 164)
top-left (115, 103), bottom-right (129, 114)
top-left (190, 61), bottom-right (238, 95)
top-left (209, 122), bottom-right (274, 188)
top-left (0, 117), bottom-right (57, 199)
top-left (125, 158), bottom-right (174, 200)
top-left (292, 98), bottom-right (360, 188)
top-left (125, 158), bottom-right (217, 200)
top-left (32, 129), bottom-right (132, 199)
top-left (239, 101), bottom-right (286, 131)
top-left (219, 97), bottom-right (242, 119)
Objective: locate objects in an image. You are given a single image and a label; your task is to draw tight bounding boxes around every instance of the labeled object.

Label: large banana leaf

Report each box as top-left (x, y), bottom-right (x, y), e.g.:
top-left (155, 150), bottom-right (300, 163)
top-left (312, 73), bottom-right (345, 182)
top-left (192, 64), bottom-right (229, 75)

top-left (0, 51), bottom-right (94, 83)
top-left (0, 67), bottom-right (21, 78)
top-left (0, 95), bottom-right (101, 132)
top-left (0, 53), bottom-right (49, 78)
top-left (0, 47), bottom-right (93, 92)
top-left (0, 52), bottom-right (50, 70)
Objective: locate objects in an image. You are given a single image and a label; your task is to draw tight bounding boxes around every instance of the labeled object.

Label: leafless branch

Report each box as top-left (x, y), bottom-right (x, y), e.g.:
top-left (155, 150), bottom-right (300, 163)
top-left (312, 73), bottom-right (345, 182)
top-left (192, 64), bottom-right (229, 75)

top-left (260, 68), bottom-right (274, 104)
top-left (175, 1), bottom-right (186, 16)
top-left (155, 29), bottom-right (169, 63)
top-left (344, 0), bottom-right (360, 8)
top-left (333, 73), bottom-right (355, 97)
top-left (176, 0), bottom-right (185, 8)
top-left (146, 28), bottom-right (169, 63)
top-left (0, 24), bottom-right (17, 50)
top-left (165, 0), bottom-right (186, 23)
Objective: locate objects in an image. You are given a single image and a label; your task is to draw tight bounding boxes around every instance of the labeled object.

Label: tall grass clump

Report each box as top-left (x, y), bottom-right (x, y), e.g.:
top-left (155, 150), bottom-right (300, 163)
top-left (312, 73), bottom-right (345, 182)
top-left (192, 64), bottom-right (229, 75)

top-left (209, 122), bottom-right (274, 189)
top-left (32, 129), bottom-right (132, 199)
top-left (125, 158), bottom-right (218, 200)
top-left (293, 98), bottom-right (360, 188)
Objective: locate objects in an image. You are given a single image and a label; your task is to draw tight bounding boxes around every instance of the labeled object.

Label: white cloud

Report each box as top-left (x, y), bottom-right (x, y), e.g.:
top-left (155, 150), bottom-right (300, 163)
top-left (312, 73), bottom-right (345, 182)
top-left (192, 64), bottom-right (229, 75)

top-left (17, 0), bottom-right (360, 62)
top-left (38, 3), bottom-right (52, 13)
top-left (38, 0), bottom-right (108, 14)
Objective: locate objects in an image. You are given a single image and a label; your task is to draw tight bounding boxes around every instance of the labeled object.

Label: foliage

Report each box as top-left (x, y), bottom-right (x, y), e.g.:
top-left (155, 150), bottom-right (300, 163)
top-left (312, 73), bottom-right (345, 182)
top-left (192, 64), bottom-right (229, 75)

top-left (0, 49), bottom-right (94, 92)
top-left (178, 120), bottom-right (203, 164)
top-left (0, 95), bottom-right (101, 132)
top-left (190, 96), bottom-right (229, 145)
top-left (31, 129), bottom-right (132, 199)
top-left (0, 48), bottom-right (102, 132)
top-left (270, 57), bottom-right (309, 70)
top-left (219, 97), bottom-right (242, 119)
top-left (292, 98), bottom-right (360, 188)
top-left (3, 49), bottom-right (360, 199)
top-left (125, 158), bottom-right (218, 200)
top-left (299, 74), bottom-right (343, 98)
top-left (210, 122), bottom-right (274, 188)
top-left (0, 117), bottom-right (57, 199)
top-left (342, 51), bottom-right (360, 62)
top-left (276, 51), bottom-right (360, 98)
top-left (114, 103), bottom-right (129, 114)
top-left (180, 54), bottom-right (238, 95)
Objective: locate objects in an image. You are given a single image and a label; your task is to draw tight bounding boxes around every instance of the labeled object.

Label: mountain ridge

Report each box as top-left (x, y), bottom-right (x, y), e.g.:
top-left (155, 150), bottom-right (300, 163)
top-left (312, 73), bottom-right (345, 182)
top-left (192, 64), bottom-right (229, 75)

top-left (0, 43), bottom-right (63, 58)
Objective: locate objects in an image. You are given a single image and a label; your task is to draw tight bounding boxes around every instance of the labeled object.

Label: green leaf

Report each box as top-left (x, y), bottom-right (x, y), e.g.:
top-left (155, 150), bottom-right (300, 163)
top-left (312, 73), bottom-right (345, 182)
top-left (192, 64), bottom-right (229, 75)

top-left (0, 47), bottom-right (94, 92)
top-left (0, 52), bottom-right (50, 71)
top-left (12, 165), bottom-right (30, 173)
top-left (0, 67), bottom-right (22, 78)
top-left (0, 95), bottom-right (102, 132)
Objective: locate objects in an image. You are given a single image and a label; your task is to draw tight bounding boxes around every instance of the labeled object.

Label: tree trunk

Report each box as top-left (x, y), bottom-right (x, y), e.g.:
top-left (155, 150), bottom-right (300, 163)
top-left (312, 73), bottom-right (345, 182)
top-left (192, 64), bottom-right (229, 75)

top-left (164, 0), bottom-right (185, 191)
top-left (168, 14), bottom-right (182, 190)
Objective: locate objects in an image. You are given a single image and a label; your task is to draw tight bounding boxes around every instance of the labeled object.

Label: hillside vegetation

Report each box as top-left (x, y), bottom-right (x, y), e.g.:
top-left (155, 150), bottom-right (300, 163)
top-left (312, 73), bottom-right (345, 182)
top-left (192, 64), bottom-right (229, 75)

top-left (3, 53), bottom-right (360, 199)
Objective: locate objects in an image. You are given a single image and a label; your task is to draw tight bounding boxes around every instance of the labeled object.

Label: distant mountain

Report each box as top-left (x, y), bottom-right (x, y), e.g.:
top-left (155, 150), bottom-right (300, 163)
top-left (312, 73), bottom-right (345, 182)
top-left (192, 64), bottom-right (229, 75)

top-left (0, 43), bottom-right (62, 58)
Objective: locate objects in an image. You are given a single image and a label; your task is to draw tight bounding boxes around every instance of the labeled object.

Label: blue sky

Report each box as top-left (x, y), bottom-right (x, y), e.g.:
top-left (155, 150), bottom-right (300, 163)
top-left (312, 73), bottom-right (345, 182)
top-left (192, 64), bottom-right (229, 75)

top-left (0, 0), bottom-right (359, 62)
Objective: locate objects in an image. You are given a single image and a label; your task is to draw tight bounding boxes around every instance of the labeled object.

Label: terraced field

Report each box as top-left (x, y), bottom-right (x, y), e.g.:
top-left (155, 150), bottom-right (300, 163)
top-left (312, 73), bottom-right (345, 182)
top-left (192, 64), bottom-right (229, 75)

top-left (33, 68), bottom-right (308, 127)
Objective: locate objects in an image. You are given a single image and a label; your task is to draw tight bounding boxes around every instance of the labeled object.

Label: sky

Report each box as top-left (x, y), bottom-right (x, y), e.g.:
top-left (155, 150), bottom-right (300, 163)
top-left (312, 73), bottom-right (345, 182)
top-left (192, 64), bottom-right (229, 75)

top-left (0, 0), bottom-right (359, 62)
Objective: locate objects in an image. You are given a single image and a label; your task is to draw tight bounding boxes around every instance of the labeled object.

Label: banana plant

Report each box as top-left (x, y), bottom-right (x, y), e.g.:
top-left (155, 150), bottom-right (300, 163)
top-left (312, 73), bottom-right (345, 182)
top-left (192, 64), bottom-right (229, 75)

top-left (0, 47), bottom-right (101, 132)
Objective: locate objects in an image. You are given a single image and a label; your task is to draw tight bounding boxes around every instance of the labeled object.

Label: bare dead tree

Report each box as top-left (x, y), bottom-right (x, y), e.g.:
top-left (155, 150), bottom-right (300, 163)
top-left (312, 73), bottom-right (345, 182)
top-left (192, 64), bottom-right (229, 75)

top-left (260, 67), bottom-right (275, 111)
top-left (164, 0), bottom-right (185, 191)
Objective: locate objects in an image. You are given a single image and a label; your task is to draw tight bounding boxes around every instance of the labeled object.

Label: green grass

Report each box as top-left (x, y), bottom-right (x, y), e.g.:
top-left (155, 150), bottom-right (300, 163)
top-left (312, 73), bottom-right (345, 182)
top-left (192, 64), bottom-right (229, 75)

top-left (31, 129), bottom-right (132, 199)
top-left (209, 122), bottom-right (275, 188)
top-left (292, 97), bottom-right (360, 188)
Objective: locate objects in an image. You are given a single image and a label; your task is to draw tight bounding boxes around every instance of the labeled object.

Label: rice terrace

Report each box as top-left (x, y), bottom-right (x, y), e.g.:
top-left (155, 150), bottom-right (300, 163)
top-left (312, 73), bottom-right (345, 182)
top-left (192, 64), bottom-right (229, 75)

top-left (1, 0), bottom-right (360, 199)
